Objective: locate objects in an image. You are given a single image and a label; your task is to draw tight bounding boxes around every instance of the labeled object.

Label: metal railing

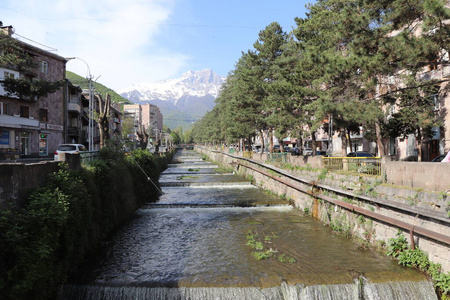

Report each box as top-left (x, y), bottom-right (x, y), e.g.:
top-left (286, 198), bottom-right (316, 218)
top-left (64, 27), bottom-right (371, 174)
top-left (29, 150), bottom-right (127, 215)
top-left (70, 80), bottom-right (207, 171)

top-left (242, 151), bottom-right (253, 159)
top-left (322, 157), bottom-right (381, 176)
top-left (267, 152), bottom-right (288, 163)
top-left (80, 151), bottom-right (99, 166)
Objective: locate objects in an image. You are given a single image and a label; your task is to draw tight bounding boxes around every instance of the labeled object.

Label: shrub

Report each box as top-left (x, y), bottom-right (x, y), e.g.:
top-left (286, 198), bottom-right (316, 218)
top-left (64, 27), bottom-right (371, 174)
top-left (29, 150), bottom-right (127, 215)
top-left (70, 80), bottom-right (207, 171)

top-left (387, 230), bottom-right (450, 296)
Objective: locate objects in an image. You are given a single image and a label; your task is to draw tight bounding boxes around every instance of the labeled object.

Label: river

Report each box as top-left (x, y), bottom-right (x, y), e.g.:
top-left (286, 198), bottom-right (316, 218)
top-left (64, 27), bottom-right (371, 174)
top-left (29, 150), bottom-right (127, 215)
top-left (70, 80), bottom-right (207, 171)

top-left (60, 150), bottom-right (437, 300)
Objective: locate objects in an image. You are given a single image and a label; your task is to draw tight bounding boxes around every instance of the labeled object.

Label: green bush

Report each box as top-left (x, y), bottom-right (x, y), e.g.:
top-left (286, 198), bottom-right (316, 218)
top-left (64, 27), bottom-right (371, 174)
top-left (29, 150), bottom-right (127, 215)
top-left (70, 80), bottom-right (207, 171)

top-left (387, 230), bottom-right (450, 297)
top-left (0, 167), bottom-right (92, 300)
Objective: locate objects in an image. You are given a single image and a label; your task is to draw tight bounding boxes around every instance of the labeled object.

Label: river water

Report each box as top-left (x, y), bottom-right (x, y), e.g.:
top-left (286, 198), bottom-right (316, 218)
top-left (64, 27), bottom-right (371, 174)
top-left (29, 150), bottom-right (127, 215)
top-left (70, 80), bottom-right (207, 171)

top-left (60, 150), bottom-right (437, 300)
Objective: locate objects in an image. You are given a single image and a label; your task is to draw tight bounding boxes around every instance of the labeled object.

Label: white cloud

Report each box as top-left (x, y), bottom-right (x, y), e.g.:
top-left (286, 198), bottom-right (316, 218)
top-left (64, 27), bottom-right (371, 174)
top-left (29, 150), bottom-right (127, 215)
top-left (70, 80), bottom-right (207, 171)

top-left (2, 0), bottom-right (188, 91)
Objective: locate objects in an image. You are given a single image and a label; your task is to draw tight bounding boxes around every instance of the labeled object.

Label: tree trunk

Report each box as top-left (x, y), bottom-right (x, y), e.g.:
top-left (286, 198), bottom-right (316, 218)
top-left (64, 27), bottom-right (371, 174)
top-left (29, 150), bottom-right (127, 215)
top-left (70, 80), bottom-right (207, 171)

top-left (298, 131), bottom-right (303, 154)
top-left (137, 124), bottom-right (149, 150)
top-left (340, 128), bottom-right (348, 157)
top-left (259, 130), bottom-right (265, 152)
top-left (375, 120), bottom-right (386, 156)
top-left (311, 131), bottom-right (317, 155)
top-left (96, 94), bottom-right (111, 149)
top-left (417, 127), bottom-right (423, 162)
top-left (347, 128), bottom-right (353, 153)
top-left (269, 129), bottom-right (274, 153)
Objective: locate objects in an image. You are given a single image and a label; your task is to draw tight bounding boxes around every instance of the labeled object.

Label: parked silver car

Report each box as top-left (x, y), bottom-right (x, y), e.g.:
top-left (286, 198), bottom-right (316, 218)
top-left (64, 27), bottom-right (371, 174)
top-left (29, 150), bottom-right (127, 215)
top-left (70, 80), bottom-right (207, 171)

top-left (54, 144), bottom-right (87, 161)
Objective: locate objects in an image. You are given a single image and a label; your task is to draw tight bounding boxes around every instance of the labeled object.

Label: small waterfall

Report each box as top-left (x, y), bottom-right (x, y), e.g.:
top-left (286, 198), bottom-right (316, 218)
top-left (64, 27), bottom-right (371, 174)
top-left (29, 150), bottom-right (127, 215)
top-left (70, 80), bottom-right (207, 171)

top-left (60, 280), bottom-right (437, 300)
top-left (362, 280), bottom-right (437, 300)
top-left (167, 163), bottom-right (218, 168)
top-left (159, 181), bottom-right (254, 187)
top-left (144, 203), bottom-right (290, 209)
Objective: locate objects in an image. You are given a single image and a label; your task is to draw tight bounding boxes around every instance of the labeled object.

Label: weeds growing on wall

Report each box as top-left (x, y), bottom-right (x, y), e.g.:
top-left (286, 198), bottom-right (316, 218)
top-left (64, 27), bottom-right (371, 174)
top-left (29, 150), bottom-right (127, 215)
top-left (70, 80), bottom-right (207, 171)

top-left (0, 147), bottom-right (172, 300)
top-left (387, 230), bottom-right (450, 297)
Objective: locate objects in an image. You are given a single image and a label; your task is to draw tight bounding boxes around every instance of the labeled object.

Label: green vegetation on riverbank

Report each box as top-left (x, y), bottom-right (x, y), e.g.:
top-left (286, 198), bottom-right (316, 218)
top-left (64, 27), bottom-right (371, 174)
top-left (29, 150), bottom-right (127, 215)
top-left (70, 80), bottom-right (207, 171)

top-left (0, 148), bottom-right (172, 300)
top-left (387, 231), bottom-right (450, 299)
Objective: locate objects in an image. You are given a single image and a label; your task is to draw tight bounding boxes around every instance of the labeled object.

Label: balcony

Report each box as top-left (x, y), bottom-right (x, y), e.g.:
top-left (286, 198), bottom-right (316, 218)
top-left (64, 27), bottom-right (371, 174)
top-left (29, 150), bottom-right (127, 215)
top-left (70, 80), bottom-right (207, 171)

top-left (68, 126), bottom-right (80, 136)
top-left (68, 102), bottom-right (81, 112)
top-left (0, 114), bottom-right (40, 128)
top-left (419, 69), bottom-right (441, 82)
top-left (443, 65), bottom-right (450, 78)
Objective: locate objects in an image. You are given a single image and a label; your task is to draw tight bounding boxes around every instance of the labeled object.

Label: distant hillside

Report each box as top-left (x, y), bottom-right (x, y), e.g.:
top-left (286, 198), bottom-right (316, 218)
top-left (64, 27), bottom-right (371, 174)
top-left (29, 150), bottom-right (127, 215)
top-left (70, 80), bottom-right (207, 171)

top-left (66, 71), bottom-right (132, 105)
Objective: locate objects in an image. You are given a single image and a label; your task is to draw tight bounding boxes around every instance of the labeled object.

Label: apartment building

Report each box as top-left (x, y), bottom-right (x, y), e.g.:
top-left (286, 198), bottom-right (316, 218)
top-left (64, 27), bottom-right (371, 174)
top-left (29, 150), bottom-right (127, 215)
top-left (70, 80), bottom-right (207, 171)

top-left (124, 103), bottom-right (163, 143)
top-left (1, 24), bottom-right (123, 158)
top-left (0, 24), bottom-right (66, 158)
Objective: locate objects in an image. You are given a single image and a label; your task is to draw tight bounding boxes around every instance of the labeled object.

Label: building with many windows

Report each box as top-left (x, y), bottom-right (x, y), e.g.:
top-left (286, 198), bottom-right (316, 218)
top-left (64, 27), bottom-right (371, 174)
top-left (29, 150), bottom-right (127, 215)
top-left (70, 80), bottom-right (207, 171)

top-left (0, 24), bottom-right (66, 159)
top-left (123, 103), bottom-right (163, 146)
top-left (1, 24), bottom-right (123, 159)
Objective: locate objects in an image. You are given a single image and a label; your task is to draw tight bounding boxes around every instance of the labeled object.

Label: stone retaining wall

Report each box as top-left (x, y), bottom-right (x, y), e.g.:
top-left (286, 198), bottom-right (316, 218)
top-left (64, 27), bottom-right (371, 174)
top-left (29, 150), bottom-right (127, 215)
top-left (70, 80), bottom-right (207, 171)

top-left (0, 161), bottom-right (60, 207)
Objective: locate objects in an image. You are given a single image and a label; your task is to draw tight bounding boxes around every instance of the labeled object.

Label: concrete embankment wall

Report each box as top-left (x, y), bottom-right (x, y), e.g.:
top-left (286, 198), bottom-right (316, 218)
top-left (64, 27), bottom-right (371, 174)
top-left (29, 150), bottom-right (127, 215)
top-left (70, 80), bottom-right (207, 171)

top-left (383, 160), bottom-right (450, 192)
top-left (0, 161), bottom-right (60, 207)
top-left (197, 146), bottom-right (450, 273)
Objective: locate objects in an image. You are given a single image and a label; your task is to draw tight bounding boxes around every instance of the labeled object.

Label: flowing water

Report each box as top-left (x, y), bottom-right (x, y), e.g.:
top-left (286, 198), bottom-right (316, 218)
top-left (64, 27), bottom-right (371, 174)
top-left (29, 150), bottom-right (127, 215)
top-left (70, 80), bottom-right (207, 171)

top-left (60, 150), bottom-right (437, 300)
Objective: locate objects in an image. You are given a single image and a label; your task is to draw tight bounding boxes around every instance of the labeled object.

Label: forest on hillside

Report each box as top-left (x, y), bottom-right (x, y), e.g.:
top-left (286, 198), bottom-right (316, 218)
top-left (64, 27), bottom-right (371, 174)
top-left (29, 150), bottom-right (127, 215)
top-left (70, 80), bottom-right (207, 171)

top-left (66, 71), bottom-right (132, 105)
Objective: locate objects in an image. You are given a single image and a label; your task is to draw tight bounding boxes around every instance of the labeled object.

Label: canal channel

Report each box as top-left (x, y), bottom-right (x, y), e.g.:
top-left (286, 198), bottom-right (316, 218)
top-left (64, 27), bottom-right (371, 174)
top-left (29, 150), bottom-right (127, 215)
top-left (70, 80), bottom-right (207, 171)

top-left (60, 150), bottom-right (437, 300)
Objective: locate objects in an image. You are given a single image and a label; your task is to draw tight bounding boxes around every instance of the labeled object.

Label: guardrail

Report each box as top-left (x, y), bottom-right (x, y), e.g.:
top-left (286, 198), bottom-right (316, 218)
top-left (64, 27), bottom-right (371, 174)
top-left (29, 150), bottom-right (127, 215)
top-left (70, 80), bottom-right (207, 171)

top-left (322, 156), bottom-right (381, 176)
top-left (267, 152), bottom-right (288, 163)
top-left (80, 151), bottom-right (99, 166)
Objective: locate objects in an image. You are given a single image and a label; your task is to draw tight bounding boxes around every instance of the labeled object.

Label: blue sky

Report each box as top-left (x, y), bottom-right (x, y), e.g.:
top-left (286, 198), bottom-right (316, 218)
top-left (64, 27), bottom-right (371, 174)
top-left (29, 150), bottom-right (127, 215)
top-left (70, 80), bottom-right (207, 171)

top-left (0, 0), bottom-right (313, 91)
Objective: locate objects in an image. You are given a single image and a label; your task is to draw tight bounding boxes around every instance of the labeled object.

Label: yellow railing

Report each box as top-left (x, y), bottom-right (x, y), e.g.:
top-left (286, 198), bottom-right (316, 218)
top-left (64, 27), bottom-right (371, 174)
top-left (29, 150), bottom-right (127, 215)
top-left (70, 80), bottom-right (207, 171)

top-left (322, 157), bottom-right (381, 176)
top-left (242, 151), bottom-right (253, 159)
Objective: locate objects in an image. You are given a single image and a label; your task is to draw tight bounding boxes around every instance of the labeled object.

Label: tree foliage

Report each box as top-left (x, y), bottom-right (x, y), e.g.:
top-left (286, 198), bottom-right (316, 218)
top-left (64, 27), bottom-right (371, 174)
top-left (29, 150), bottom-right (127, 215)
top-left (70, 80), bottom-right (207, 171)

top-left (0, 34), bottom-right (63, 99)
top-left (191, 0), bottom-right (450, 159)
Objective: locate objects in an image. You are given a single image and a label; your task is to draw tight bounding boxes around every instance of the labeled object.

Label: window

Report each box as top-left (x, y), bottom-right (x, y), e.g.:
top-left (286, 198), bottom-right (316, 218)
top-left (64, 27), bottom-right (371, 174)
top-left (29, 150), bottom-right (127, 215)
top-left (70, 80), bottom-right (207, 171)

top-left (41, 61), bottom-right (48, 74)
top-left (39, 109), bottom-right (48, 122)
top-left (20, 106), bottom-right (29, 118)
top-left (389, 137), bottom-right (396, 156)
top-left (430, 94), bottom-right (440, 111)
top-left (0, 102), bottom-right (9, 115)
top-left (3, 71), bottom-right (15, 79)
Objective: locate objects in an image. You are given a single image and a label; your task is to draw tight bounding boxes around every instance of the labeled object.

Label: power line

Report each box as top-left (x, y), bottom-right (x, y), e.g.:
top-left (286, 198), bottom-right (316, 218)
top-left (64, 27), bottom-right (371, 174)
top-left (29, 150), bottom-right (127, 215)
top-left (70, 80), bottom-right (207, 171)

top-left (13, 32), bottom-right (58, 51)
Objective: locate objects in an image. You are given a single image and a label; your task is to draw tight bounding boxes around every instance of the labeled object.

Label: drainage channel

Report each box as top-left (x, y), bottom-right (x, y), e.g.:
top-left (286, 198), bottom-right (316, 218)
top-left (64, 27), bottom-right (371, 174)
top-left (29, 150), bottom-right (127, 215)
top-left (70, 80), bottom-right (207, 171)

top-left (60, 150), bottom-right (437, 300)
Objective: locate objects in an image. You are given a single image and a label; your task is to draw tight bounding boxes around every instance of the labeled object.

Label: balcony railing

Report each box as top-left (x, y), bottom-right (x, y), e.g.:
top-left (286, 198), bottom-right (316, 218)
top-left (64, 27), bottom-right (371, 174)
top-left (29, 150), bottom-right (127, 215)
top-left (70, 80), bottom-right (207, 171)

top-left (68, 102), bottom-right (81, 112)
top-left (68, 126), bottom-right (79, 136)
top-left (0, 114), bottom-right (40, 128)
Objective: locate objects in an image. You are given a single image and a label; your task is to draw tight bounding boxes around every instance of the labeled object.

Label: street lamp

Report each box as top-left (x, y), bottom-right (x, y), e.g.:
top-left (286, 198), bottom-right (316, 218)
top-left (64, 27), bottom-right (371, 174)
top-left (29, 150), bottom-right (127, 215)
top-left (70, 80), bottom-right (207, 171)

top-left (65, 57), bottom-right (94, 151)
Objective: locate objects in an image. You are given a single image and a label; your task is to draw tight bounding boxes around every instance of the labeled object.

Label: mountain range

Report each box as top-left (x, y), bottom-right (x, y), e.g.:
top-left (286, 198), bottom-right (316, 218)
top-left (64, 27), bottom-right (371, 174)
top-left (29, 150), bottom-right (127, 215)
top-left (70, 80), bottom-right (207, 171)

top-left (119, 69), bottom-right (226, 129)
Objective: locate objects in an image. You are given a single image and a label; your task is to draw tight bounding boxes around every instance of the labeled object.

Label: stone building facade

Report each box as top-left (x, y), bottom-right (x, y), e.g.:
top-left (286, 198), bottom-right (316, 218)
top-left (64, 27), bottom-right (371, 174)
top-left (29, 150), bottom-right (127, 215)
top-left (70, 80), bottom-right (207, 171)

top-left (0, 25), bottom-right (66, 158)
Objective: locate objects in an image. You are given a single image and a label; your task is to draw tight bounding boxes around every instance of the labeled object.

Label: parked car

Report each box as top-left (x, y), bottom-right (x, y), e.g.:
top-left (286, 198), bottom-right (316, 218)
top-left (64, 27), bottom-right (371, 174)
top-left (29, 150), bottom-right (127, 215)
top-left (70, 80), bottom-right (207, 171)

top-left (347, 152), bottom-right (374, 157)
top-left (303, 148), bottom-right (313, 156)
top-left (290, 147), bottom-right (301, 156)
top-left (431, 154), bottom-right (446, 162)
top-left (273, 145), bottom-right (281, 153)
top-left (284, 147), bottom-right (294, 153)
top-left (54, 144), bottom-right (87, 161)
top-left (316, 150), bottom-right (327, 156)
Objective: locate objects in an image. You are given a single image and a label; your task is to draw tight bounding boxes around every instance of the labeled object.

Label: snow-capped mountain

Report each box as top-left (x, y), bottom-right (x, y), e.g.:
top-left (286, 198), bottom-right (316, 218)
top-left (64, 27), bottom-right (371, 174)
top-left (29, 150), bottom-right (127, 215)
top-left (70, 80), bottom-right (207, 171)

top-left (119, 69), bottom-right (226, 129)
top-left (119, 69), bottom-right (225, 104)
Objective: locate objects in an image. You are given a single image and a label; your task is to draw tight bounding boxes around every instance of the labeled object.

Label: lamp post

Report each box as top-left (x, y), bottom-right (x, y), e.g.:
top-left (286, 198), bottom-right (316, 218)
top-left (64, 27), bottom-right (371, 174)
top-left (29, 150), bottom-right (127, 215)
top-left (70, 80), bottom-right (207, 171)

top-left (65, 57), bottom-right (94, 151)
